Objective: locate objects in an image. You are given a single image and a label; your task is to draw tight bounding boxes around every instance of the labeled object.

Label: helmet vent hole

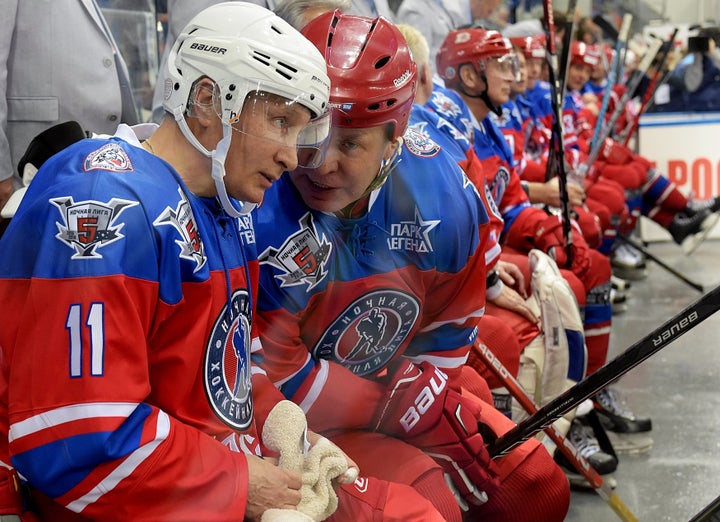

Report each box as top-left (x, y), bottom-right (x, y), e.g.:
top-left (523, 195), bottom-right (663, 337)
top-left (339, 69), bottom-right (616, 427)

top-left (252, 51), bottom-right (271, 67)
top-left (270, 24), bottom-right (282, 35)
top-left (275, 68), bottom-right (292, 80)
top-left (375, 56), bottom-right (390, 69)
top-left (368, 103), bottom-right (380, 111)
top-left (277, 61), bottom-right (298, 75)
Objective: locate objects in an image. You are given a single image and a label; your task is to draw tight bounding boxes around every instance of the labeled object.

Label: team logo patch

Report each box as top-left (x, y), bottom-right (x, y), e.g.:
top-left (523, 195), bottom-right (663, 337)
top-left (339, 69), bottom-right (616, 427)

top-left (51, 197), bottom-right (138, 259)
top-left (489, 165), bottom-right (510, 206)
top-left (205, 289), bottom-right (254, 430)
top-left (259, 213), bottom-right (331, 290)
top-left (436, 117), bottom-right (470, 146)
top-left (430, 91), bottom-right (462, 120)
top-left (83, 143), bottom-right (134, 172)
top-left (387, 206), bottom-right (440, 253)
top-left (153, 187), bottom-right (206, 272)
top-left (404, 124), bottom-right (441, 158)
top-left (313, 290), bottom-right (420, 376)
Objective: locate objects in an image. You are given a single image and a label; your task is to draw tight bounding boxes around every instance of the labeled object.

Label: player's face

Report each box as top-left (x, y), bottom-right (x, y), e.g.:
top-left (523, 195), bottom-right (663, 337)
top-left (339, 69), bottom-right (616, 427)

top-left (484, 56), bottom-right (516, 105)
top-left (566, 63), bottom-right (592, 92)
top-left (289, 124), bottom-right (393, 213)
top-left (525, 57), bottom-right (544, 87)
top-left (511, 52), bottom-right (527, 95)
top-left (223, 92), bottom-right (314, 204)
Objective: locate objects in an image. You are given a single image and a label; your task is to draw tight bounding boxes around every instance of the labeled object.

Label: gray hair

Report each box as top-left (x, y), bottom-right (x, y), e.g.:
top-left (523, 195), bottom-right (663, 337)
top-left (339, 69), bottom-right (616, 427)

top-left (274, 0), bottom-right (351, 30)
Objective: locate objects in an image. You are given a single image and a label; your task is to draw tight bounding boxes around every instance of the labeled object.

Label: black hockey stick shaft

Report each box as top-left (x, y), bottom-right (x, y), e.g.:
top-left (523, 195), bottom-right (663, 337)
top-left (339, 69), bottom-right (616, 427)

top-left (542, 0), bottom-right (574, 264)
top-left (488, 283), bottom-right (720, 457)
top-left (557, 0), bottom-right (578, 102)
top-left (689, 494), bottom-right (720, 521)
top-left (473, 343), bottom-right (638, 522)
top-left (616, 234), bottom-right (703, 293)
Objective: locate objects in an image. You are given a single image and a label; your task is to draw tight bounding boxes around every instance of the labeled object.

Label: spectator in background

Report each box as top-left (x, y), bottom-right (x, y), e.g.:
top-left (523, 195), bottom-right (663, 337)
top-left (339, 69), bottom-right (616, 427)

top-left (0, 0), bottom-right (139, 215)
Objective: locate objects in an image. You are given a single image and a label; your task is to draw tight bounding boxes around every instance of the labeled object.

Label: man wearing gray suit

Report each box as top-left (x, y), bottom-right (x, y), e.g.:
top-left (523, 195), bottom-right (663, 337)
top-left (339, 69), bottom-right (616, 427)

top-left (0, 0), bottom-right (139, 213)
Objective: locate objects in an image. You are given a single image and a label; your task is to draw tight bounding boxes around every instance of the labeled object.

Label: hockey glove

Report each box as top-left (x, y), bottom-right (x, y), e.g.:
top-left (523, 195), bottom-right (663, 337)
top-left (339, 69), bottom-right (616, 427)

top-left (534, 214), bottom-right (591, 279)
top-left (599, 137), bottom-right (633, 165)
top-left (373, 360), bottom-right (500, 509)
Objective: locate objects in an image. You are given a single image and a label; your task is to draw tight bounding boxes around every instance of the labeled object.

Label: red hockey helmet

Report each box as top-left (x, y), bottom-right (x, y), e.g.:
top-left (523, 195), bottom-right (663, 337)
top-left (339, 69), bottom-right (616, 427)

top-left (302, 11), bottom-right (416, 141)
top-left (436, 28), bottom-right (514, 90)
top-left (510, 34), bottom-right (546, 60)
top-left (569, 41), bottom-right (600, 68)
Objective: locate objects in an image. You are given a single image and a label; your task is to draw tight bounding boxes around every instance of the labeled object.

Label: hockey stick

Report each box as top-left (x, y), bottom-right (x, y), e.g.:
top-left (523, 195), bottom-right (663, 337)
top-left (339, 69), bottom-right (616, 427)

top-left (473, 343), bottom-right (639, 522)
top-left (576, 37), bottom-right (663, 177)
top-left (590, 14), bottom-right (633, 153)
top-left (618, 28), bottom-right (679, 146)
top-left (689, 494), bottom-right (720, 522)
top-left (615, 234), bottom-right (704, 293)
top-left (557, 1), bottom-right (579, 105)
top-left (487, 283), bottom-right (720, 457)
top-left (542, 0), bottom-right (574, 264)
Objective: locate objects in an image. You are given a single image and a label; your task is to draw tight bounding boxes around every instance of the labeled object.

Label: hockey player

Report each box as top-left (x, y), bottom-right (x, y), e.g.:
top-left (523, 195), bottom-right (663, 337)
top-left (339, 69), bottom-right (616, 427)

top-left (502, 34), bottom-right (656, 449)
top-left (255, 11), bottom-right (570, 522)
top-left (564, 41), bottom-right (720, 257)
top-left (431, 27), bottom-right (627, 478)
top-left (397, 24), bottom-right (618, 486)
top-left (432, 28), bottom-right (614, 389)
top-left (0, 4), bottom-right (397, 520)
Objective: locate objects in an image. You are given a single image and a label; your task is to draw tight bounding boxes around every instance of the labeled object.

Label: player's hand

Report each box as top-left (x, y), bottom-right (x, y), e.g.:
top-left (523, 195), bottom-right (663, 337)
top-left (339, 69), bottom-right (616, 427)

top-left (496, 259), bottom-right (527, 298)
top-left (0, 178), bottom-right (14, 216)
top-left (244, 454), bottom-right (302, 521)
top-left (488, 283), bottom-right (539, 327)
top-left (306, 430), bottom-right (360, 485)
top-left (533, 177), bottom-right (585, 208)
top-left (373, 360), bottom-right (500, 509)
top-left (534, 214), bottom-right (591, 279)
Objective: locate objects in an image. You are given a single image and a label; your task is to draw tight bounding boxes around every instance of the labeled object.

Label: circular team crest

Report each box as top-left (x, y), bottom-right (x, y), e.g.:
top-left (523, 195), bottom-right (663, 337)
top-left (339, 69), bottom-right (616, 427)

top-left (313, 290), bottom-right (421, 376)
top-left (403, 127), bottom-right (441, 158)
top-left (205, 289), bottom-right (254, 430)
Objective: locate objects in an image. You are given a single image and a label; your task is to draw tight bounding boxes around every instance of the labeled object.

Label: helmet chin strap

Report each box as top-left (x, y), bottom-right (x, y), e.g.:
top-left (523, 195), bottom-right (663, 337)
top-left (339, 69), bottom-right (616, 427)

top-left (460, 72), bottom-right (503, 117)
top-left (172, 106), bottom-right (256, 218)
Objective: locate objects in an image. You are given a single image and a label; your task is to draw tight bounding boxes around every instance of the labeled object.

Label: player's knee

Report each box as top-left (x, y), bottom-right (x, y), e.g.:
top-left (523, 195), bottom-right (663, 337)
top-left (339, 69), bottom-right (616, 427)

top-left (411, 468), bottom-right (463, 522)
top-left (474, 444), bottom-right (570, 522)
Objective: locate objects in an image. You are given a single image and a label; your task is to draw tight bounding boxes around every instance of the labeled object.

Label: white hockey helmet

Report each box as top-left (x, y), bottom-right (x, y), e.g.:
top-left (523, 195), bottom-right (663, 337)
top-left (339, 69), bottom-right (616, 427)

top-left (163, 1), bottom-right (329, 124)
top-left (162, 2), bottom-right (331, 216)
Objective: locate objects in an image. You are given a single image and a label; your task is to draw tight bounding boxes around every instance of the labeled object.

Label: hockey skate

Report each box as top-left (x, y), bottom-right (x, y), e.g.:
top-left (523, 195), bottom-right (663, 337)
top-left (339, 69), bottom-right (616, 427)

top-left (611, 274), bottom-right (632, 292)
top-left (610, 287), bottom-right (628, 315)
top-left (611, 241), bottom-right (648, 281)
top-left (669, 209), bottom-right (720, 255)
top-left (554, 414), bottom-right (618, 489)
top-left (594, 387), bottom-right (653, 454)
top-left (684, 195), bottom-right (720, 216)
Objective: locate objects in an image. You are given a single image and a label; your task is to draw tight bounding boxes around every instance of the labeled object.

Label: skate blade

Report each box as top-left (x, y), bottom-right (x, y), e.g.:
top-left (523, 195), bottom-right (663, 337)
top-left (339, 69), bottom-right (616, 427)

top-left (607, 431), bottom-right (654, 454)
top-left (565, 472), bottom-right (618, 491)
top-left (682, 213), bottom-right (720, 255)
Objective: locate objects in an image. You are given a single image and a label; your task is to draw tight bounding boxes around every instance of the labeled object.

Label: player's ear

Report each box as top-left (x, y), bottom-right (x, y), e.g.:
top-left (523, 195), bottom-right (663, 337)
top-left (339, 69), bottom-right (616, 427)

top-left (459, 63), bottom-right (483, 92)
top-left (187, 78), bottom-right (219, 127)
